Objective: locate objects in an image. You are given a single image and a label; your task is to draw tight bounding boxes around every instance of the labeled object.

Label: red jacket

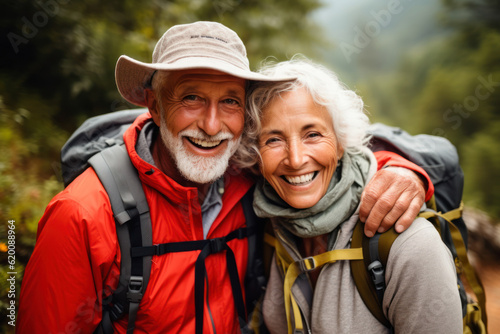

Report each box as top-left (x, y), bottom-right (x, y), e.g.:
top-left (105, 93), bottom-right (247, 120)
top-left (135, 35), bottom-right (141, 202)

top-left (18, 113), bottom-right (255, 333)
top-left (17, 113), bottom-right (433, 333)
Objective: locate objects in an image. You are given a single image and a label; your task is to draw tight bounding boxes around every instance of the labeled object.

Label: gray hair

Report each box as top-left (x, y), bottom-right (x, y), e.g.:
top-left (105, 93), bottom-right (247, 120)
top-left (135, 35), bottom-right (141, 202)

top-left (231, 57), bottom-right (371, 171)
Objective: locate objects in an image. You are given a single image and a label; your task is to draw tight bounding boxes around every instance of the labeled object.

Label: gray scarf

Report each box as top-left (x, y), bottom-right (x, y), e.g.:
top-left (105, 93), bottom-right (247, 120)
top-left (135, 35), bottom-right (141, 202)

top-left (253, 149), bottom-right (373, 238)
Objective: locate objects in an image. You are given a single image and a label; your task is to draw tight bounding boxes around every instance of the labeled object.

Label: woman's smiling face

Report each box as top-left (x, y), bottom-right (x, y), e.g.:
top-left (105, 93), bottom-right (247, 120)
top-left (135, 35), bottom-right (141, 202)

top-left (258, 87), bottom-right (344, 209)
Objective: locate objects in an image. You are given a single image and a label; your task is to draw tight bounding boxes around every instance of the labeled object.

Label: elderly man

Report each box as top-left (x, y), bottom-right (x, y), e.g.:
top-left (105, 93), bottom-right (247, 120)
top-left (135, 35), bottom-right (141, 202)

top-left (17, 21), bottom-right (432, 333)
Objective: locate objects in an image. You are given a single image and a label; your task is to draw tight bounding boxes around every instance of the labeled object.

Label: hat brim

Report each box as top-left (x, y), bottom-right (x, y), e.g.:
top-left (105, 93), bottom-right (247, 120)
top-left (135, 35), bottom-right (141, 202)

top-left (115, 55), bottom-right (295, 107)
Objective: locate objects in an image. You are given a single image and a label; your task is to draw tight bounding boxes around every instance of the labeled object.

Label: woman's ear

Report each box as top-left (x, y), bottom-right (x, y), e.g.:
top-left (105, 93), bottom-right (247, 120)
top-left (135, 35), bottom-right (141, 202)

top-left (145, 89), bottom-right (160, 126)
top-left (337, 142), bottom-right (344, 160)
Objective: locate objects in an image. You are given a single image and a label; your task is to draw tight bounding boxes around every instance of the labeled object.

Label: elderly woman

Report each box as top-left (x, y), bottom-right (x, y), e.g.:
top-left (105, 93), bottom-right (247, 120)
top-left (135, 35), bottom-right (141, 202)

top-left (244, 59), bottom-right (463, 333)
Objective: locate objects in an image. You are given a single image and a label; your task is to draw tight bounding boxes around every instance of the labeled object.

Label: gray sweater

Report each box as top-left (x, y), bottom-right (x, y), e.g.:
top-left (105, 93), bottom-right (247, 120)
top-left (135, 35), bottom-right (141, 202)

top-left (262, 212), bottom-right (463, 333)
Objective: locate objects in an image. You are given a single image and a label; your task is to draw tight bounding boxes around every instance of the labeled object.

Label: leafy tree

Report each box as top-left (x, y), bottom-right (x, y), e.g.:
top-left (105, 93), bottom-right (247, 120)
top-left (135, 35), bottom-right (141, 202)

top-left (349, 0), bottom-right (500, 219)
top-left (393, 0), bottom-right (500, 218)
top-left (462, 122), bottom-right (500, 217)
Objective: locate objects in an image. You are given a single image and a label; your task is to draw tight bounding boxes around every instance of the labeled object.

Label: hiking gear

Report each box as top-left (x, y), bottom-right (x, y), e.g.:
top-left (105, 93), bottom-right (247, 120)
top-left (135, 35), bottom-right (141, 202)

top-left (89, 143), bottom-right (259, 334)
top-left (115, 21), bottom-right (295, 107)
top-left (88, 144), bottom-right (153, 334)
top-left (275, 237), bottom-right (364, 333)
top-left (77, 110), bottom-right (266, 334)
top-left (352, 123), bottom-right (487, 333)
top-left (268, 211), bottom-right (463, 333)
top-left (61, 108), bottom-right (145, 187)
top-left (20, 109), bottom-right (266, 333)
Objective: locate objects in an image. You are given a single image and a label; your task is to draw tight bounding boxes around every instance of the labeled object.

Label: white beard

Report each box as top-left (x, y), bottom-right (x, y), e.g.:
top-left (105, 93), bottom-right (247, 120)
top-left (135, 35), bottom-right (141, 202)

top-left (159, 115), bottom-right (241, 184)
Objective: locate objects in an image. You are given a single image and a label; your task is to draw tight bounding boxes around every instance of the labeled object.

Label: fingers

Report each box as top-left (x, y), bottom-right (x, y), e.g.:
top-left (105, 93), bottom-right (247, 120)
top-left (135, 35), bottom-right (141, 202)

top-left (394, 196), bottom-right (425, 233)
top-left (359, 176), bottom-right (389, 224)
top-left (361, 192), bottom-right (394, 237)
top-left (376, 192), bottom-right (414, 233)
top-left (359, 174), bottom-right (392, 237)
top-left (360, 167), bottom-right (426, 238)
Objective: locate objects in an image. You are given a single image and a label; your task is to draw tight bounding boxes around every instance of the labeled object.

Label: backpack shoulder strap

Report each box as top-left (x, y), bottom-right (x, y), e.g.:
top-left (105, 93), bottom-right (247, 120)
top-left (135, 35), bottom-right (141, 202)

top-left (89, 144), bottom-right (152, 334)
top-left (418, 200), bottom-right (488, 327)
top-left (240, 185), bottom-right (270, 333)
top-left (350, 220), bottom-right (398, 329)
top-left (273, 229), bottom-right (363, 333)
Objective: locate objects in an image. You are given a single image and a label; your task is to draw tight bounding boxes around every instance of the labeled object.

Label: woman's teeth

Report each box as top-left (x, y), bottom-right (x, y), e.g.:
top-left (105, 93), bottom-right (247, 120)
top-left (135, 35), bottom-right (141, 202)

top-left (285, 172), bottom-right (315, 185)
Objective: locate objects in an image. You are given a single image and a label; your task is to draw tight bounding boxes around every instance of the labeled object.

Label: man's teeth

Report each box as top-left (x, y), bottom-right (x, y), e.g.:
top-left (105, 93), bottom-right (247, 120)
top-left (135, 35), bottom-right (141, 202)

top-left (189, 137), bottom-right (222, 148)
top-left (285, 172), bottom-right (315, 185)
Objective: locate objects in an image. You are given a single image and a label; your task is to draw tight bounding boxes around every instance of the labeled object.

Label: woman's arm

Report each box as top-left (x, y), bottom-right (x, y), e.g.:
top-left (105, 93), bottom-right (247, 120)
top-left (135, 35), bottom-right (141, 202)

top-left (384, 218), bottom-right (463, 333)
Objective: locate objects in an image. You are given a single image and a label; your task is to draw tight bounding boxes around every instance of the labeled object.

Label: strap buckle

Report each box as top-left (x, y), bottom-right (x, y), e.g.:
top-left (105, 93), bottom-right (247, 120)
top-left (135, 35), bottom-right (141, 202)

top-left (367, 260), bottom-right (385, 291)
top-left (127, 276), bottom-right (144, 303)
top-left (209, 237), bottom-right (225, 253)
top-left (299, 256), bottom-right (316, 272)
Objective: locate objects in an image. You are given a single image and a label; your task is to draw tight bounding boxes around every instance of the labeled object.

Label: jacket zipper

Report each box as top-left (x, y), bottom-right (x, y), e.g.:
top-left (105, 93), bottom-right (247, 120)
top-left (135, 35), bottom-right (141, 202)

top-left (205, 273), bottom-right (217, 334)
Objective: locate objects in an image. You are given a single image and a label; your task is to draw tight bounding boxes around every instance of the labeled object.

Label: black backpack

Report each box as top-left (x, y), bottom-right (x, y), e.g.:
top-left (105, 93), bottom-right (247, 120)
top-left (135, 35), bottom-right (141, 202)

top-left (61, 109), bottom-right (267, 334)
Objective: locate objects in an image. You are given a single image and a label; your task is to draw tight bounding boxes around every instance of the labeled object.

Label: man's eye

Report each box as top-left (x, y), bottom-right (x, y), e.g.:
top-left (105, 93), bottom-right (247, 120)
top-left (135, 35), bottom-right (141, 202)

top-left (183, 95), bottom-right (199, 101)
top-left (223, 98), bottom-right (240, 105)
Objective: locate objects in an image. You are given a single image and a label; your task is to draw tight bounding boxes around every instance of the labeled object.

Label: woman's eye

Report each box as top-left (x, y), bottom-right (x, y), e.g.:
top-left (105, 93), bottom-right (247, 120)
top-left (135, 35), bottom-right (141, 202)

top-left (307, 132), bottom-right (321, 139)
top-left (265, 137), bottom-right (281, 145)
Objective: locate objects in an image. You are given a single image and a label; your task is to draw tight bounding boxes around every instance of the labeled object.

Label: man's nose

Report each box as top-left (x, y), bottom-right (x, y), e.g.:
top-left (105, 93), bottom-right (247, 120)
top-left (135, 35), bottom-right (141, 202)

top-left (285, 140), bottom-right (306, 169)
top-left (198, 102), bottom-right (222, 136)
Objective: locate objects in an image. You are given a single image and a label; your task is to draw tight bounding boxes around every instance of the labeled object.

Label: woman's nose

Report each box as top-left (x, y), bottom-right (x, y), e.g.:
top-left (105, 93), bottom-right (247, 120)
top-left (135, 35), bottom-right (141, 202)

top-left (285, 140), bottom-right (306, 169)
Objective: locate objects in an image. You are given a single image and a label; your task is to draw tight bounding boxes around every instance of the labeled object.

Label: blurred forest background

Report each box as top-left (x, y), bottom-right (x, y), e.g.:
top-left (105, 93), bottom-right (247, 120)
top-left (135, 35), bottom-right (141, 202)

top-left (1, 0), bottom-right (499, 332)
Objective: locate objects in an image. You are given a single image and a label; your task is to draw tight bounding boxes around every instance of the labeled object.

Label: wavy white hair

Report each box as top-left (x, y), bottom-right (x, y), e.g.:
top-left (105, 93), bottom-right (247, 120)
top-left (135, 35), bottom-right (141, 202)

top-left (232, 56), bottom-right (371, 171)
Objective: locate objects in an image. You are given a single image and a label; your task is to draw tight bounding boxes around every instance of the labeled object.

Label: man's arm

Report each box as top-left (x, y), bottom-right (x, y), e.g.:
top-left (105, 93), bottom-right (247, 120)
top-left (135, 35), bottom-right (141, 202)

top-left (360, 151), bottom-right (434, 237)
top-left (17, 188), bottom-right (116, 333)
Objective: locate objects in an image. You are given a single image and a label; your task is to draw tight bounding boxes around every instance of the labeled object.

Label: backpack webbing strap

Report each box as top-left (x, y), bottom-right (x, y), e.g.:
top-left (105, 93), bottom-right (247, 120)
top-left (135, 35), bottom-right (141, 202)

top-left (89, 145), bottom-right (152, 334)
top-left (240, 186), bottom-right (269, 334)
top-left (264, 232), bottom-right (276, 247)
top-left (464, 302), bottom-right (487, 333)
top-left (273, 232), bottom-right (364, 334)
top-left (350, 220), bottom-right (398, 329)
top-left (418, 205), bottom-right (487, 328)
top-left (367, 234), bottom-right (385, 304)
top-left (131, 226), bottom-right (253, 334)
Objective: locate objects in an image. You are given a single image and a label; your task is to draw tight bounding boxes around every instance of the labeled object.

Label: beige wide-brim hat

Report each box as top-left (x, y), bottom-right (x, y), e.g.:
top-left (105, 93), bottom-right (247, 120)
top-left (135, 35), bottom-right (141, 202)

top-left (116, 21), bottom-right (295, 107)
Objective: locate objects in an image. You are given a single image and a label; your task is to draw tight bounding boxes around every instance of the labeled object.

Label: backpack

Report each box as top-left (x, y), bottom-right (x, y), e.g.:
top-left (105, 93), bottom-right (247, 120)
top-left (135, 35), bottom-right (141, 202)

top-left (61, 108), bottom-right (267, 334)
top-left (271, 123), bottom-right (487, 333)
top-left (357, 123), bottom-right (487, 333)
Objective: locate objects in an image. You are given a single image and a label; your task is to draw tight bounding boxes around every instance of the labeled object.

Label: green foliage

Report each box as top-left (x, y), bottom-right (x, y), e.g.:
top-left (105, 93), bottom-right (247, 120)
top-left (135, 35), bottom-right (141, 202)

top-left (0, 99), bottom-right (63, 332)
top-left (351, 0), bottom-right (500, 220)
top-left (394, 21), bottom-right (500, 219)
top-left (462, 122), bottom-right (500, 218)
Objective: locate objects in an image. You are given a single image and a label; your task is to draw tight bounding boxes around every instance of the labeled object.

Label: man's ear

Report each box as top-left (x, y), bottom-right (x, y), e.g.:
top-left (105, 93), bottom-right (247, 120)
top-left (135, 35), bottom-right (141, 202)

top-left (145, 89), bottom-right (160, 126)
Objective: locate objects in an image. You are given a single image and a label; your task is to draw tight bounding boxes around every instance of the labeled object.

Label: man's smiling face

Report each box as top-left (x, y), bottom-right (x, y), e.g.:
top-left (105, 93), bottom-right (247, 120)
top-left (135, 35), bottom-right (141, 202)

top-left (153, 69), bottom-right (246, 184)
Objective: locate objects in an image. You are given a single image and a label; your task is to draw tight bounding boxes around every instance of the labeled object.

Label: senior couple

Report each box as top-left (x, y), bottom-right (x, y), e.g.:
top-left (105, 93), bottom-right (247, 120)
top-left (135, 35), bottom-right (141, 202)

top-left (17, 21), bottom-right (462, 333)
